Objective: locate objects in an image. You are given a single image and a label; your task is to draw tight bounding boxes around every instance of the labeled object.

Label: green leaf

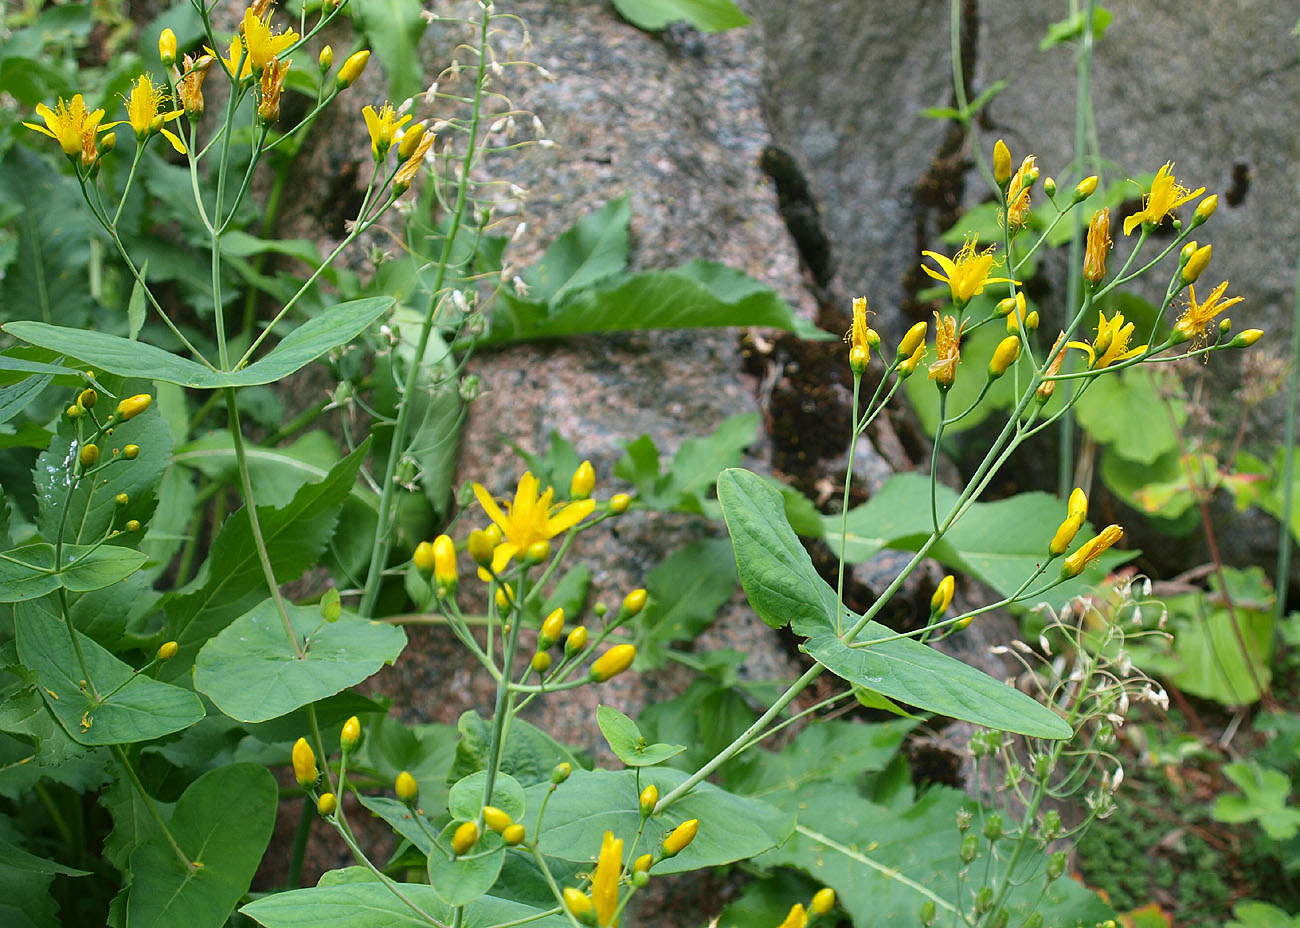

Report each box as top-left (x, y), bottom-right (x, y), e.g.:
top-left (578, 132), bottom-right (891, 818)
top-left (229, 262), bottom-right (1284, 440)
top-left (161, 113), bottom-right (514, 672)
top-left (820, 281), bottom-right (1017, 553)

top-left (761, 784), bottom-right (1111, 926)
top-left (824, 473), bottom-right (1135, 609)
top-left (353, 0), bottom-right (430, 101)
top-left (1228, 901), bottom-right (1300, 928)
top-left (523, 196), bottom-right (629, 303)
top-left (609, 0), bottom-right (750, 33)
top-left (14, 596), bottom-right (204, 745)
top-left (450, 710), bottom-right (581, 787)
top-left (596, 704), bottom-right (687, 767)
top-left (719, 469), bottom-right (1072, 738)
top-left (0, 373), bottom-right (54, 425)
top-left (448, 770), bottom-right (526, 822)
top-left (127, 259), bottom-right (147, 340)
top-left (528, 767), bottom-right (793, 873)
top-left (636, 538), bottom-right (737, 667)
top-left (1074, 366), bottom-right (1186, 465)
top-left (193, 600), bottom-right (406, 722)
top-left (127, 764), bottom-right (278, 928)
top-left (481, 263), bottom-right (826, 345)
top-left (356, 795), bottom-right (437, 854)
top-left (0, 837), bottom-right (90, 928)
top-left (35, 400), bottom-right (173, 544)
top-left (427, 823), bottom-right (506, 906)
top-left (1040, 6), bottom-right (1113, 50)
top-left (161, 441), bottom-right (369, 675)
top-left (727, 718), bottom-right (916, 799)
top-left (3, 297), bottom-right (393, 388)
top-left (103, 775), bottom-right (166, 871)
top-left (243, 885), bottom-right (571, 928)
top-left (0, 682), bottom-right (109, 798)
top-left (1212, 761), bottom-right (1300, 841)
top-left (0, 542), bottom-right (147, 602)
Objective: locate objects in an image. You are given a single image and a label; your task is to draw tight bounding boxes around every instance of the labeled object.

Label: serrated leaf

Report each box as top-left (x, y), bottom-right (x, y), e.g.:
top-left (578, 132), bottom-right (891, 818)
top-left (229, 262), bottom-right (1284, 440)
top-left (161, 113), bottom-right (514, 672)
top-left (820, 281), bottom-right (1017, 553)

top-left (193, 600), bottom-right (406, 722)
top-left (14, 596), bottom-right (204, 745)
top-left (127, 764), bottom-right (278, 928)
top-left (4, 296), bottom-right (392, 388)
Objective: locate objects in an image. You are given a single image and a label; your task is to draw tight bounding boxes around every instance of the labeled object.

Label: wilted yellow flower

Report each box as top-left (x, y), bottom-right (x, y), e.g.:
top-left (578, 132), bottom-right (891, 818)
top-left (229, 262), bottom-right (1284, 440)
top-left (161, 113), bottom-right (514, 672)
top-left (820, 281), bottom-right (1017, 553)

top-left (257, 57), bottom-right (290, 124)
top-left (1174, 280), bottom-right (1243, 344)
top-left (1062, 524), bottom-right (1123, 577)
top-left (592, 830), bottom-right (623, 927)
top-left (1083, 207), bottom-right (1111, 286)
top-left (845, 296), bottom-right (873, 371)
top-left (242, 6), bottom-right (298, 73)
top-left (24, 94), bottom-right (106, 160)
top-left (1037, 332), bottom-right (1068, 402)
top-left (1122, 162), bottom-right (1205, 235)
top-left (473, 472), bottom-right (595, 573)
top-left (362, 102), bottom-right (412, 159)
top-left (921, 236), bottom-right (1017, 305)
top-left (927, 313), bottom-right (961, 389)
top-left (1067, 310), bottom-right (1147, 369)
top-left (175, 54), bottom-right (214, 117)
top-left (1001, 155), bottom-right (1037, 230)
top-left (393, 127), bottom-right (436, 193)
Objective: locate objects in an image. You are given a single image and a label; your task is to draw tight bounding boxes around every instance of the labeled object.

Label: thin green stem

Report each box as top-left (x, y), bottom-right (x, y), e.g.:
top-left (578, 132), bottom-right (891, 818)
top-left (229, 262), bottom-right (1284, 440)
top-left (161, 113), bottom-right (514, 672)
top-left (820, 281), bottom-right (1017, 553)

top-left (113, 745), bottom-right (193, 871)
top-left (834, 375), bottom-right (862, 635)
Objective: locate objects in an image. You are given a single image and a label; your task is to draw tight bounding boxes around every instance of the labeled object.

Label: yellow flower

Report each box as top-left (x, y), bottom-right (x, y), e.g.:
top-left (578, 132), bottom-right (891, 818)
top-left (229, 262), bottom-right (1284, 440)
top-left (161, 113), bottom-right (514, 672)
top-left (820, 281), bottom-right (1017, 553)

top-left (927, 312), bottom-right (961, 389)
top-left (776, 903), bottom-right (808, 928)
top-left (106, 76), bottom-right (186, 153)
top-left (242, 6), bottom-right (299, 73)
top-left (591, 830), bottom-right (623, 927)
top-left (921, 236), bottom-right (1017, 305)
top-left (23, 94), bottom-right (106, 159)
top-left (1062, 524), bottom-right (1123, 577)
top-left (1067, 310), bottom-right (1147, 369)
top-left (1122, 162), bottom-right (1205, 236)
top-left (175, 54), bottom-right (215, 117)
top-left (473, 472), bottom-right (595, 573)
top-left (394, 127), bottom-right (437, 192)
top-left (1000, 155), bottom-right (1036, 230)
top-left (257, 57), bottom-right (290, 124)
top-left (1083, 207), bottom-right (1111, 286)
top-left (1174, 280), bottom-right (1243, 344)
top-left (208, 36), bottom-right (253, 81)
top-left (844, 295), bottom-right (876, 371)
top-left (363, 102), bottom-right (412, 159)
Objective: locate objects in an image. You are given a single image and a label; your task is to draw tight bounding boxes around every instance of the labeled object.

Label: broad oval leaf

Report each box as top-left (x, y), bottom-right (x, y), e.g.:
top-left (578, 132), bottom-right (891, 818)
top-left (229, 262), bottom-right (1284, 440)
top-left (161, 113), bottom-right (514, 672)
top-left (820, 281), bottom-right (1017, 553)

top-left (596, 704), bottom-right (686, 767)
top-left (193, 599), bottom-right (406, 723)
top-left (127, 764), bottom-right (277, 928)
top-left (0, 542), bottom-right (147, 602)
top-left (14, 597), bottom-right (204, 745)
top-left (448, 770), bottom-right (525, 822)
top-left (3, 296), bottom-right (393, 389)
top-left (242, 884), bottom-right (571, 928)
top-left (427, 823), bottom-right (505, 906)
top-left (718, 468), bottom-right (1072, 739)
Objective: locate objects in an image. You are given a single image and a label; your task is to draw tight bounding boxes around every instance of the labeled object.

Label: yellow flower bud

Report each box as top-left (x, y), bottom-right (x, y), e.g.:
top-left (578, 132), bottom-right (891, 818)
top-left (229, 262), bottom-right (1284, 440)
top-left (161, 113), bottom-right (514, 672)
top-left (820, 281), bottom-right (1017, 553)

top-left (1037, 332), bottom-right (1067, 403)
top-left (1043, 176), bottom-right (1057, 198)
top-left (495, 586), bottom-right (513, 612)
top-left (78, 388), bottom-right (97, 408)
top-left (115, 493), bottom-right (129, 507)
top-left (590, 644), bottom-right (637, 682)
top-left (849, 345), bottom-right (869, 374)
top-left (115, 394), bottom-right (152, 421)
top-left (1179, 240), bottom-right (1198, 265)
top-left (432, 534), bottom-right (457, 591)
top-left (1083, 207), bottom-right (1111, 286)
top-left (525, 539), bottom-right (551, 564)
top-left (531, 651), bottom-right (552, 673)
top-left (124, 444), bottom-right (140, 459)
top-left (988, 336), bottom-right (1021, 379)
top-left (996, 294), bottom-right (1019, 318)
top-left (317, 792), bottom-right (338, 816)
top-left (1233, 328), bottom-right (1263, 347)
top-left (292, 737), bottom-right (317, 787)
top-left (395, 770), bottom-right (419, 804)
top-left (778, 904), bottom-right (808, 928)
top-left (503, 823), bottom-right (526, 845)
top-left (398, 122), bottom-right (426, 161)
top-left (552, 762), bottom-right (572, 784)
top-left (622, 588), bottom-right (648, 616)
top-left (1194, 194), bottom-right (1218, 224)
top-left (563, 888), bottom-right (595, 922)
top-left (482, 805), bottom-right (513, 833)
top-left (412, 540), bottom-right (436, 573)
top-left (319, 44), bottom-right (334, 72)
top-left (898, 320), bottom-right (928, 358)
top-left (80, 443), bottom-right (100, 469)
top-left (897, 341), bottom-right (927, 377)
top-left (159, 28), bottom-right (177, 67)
top-left (1062, 524), bottom-right (1123, 577)
top-left (609, 493), bottom-right (631, 514)
top-left (993, 139), bottom-right (1012, 187)
top-left (341, 716), bottom-right (362, 751)
top-left (451, 820), bottom-right (480, 856)
top-left (1067, 487), bottom-right (1088, 520)
top-left (930, 575), bottom-right (955, 615)
top-left (336, 49), bottom-right (370, 89)
top-left (565, 625), bottom-right (588, 656)
top-left (633, 853), bottom-right (653, 873)
top-left (1048, 514), bottom-right (1083, 557)
top-left (1074, 175), bottom-right (1098, 200)
top-left (540, 607), bottom-right (566, 645)
top-left (157, 640), bottom-right (178, 661)
top-left (126, 519), bottom-right (141, 532)
top-left (639, 784), bottom-right (658, 817)
top-left (661, 818), bottom-right (698, 857)
top-left (1181, 243), bottom-right (1212, 285)
top-left (468, 529), bottom-right (496, 567)
top-left (571, 460), bottom-right (596, 499)
top-left (811, 887), bottom-right (837, 916)
top-left (67, 404), bottom-right (82, 419)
